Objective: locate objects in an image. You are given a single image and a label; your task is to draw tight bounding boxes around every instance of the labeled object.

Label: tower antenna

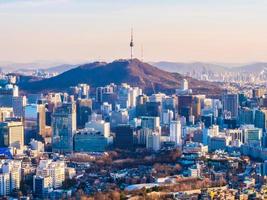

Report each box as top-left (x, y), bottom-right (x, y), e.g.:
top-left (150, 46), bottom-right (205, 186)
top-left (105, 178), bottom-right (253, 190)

top-left (130, 28), bottom-right (134, 61)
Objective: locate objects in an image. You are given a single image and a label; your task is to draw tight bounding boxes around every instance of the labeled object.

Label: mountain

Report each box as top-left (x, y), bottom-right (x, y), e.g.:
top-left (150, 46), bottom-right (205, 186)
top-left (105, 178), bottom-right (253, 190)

top-left (19, 59), bottom-right (222, 96)
top-left (231, 62), bottom-right (267, 73)
top-left (152, 61), bottom-right (228, 74)
top-left (153, 61), bottom-right (267, 75)
top-left (44, 64), bottom-right (78, 73)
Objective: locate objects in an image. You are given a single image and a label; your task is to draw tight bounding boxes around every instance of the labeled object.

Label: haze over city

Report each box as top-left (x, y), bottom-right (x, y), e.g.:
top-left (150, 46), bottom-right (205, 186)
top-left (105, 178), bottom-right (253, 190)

top-left (1, 0), bottom-right (267, 64)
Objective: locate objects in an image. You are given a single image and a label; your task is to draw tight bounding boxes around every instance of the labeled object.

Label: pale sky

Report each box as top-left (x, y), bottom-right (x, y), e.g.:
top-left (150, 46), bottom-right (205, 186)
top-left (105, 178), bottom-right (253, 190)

top-left (0, 0), bottom-right (267, 64)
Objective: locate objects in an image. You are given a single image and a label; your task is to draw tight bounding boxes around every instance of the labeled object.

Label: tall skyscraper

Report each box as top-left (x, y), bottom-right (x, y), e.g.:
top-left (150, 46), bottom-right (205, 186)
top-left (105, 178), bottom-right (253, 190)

top-left (37, 101), bottom-right (46, 137)
top-left (0, 120), bottom-right (24, 149)
top-left (0, 160), bottom-right (21, 196)
top-left (222, 93), bottom-right (239, 119)
top-left (254, 109), bottom-right (267, 132)
top-left (114, 125), bottom-right (134, 150)
top-left (12, 96), bottom-right (27, 118)
top-left (141, 116), bottom-right (160, 130)
top-left (170, 120), bottom-right (182, 146)
top-left (76, 99), bottom-right (92, 129)
top-left (146, 130), bottom-right (161, 151)
top-left (178, 95), bottom-right (193, 122)
top-left (52, 103), bottom-right (76, 153)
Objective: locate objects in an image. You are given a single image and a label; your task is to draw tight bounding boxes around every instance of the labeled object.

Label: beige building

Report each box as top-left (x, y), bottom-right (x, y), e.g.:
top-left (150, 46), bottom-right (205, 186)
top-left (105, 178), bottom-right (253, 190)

top-left (0, 121), bottom-right (24, 149)
top-left (0, 107), bottom-right (13, 122)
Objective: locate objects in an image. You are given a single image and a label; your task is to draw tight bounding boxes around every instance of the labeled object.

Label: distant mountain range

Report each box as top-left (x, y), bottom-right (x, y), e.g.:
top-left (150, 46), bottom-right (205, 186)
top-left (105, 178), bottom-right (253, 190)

top-left (19, 59), bottom-right (222, 96)
top-left (43, 64), bottom-right (78, 74)
top-left (152, 62), bottom-right (228, 74)
top-left (2, 61), bottom-right (267, 75)
top-left (0, 62), bottom-right (77, 74)
top-left (152, 61), bottom-right (267, 74)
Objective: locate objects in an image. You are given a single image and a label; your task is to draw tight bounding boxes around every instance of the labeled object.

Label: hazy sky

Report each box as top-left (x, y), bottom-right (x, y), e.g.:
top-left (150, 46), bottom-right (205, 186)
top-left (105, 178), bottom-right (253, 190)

top-left (0, 0), bottom-right (267, 64)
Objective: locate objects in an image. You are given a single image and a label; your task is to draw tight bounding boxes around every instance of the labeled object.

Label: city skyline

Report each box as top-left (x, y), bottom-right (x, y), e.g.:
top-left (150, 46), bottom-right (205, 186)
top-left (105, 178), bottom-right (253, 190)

top-left (1, 0), bottom-right (267, 64)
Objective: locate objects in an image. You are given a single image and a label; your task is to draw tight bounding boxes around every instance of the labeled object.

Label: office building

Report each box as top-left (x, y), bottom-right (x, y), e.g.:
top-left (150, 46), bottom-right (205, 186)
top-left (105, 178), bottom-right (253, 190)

top-left (161, 109), bottom-right (174, 125)
top-left (0, 160), bottom-right (21, 196)
top-left (33, 175), bottom-right (52, 198)
top-left (36, 159), bottom-right (65, 189)
top-left (12, 96), bottom-right (27, 118)
top-left (37, 102), bottom-right (46, 137)
top-left (114, 125), bottom-right (134, 150)
top-left (170, 120), bottom-right (182, 146)
top-left (52, 103), bottom-right (76, 153)
top-left (110, 109), bottom-right (129, 128)
top-left (146, 131), bottom-right (161, 151)
top-left (0, 121), bottom-right (24, 149)
top-left (74, 130), bottom-right (112, 152)
top-left (254, 109), bottom-right (267, 132)
top-left (85, 114), bottom-right (110, 137)
top-left (141, 116), bottom-right (160, 130)
top-left (222, 93), bottom-right (239, 119)
top-left (239, 107), bottom-right (254, 125)
top-left (76, 98), bottom-right (92, 129)
top-left (0, 107), bottom-right (13, 122)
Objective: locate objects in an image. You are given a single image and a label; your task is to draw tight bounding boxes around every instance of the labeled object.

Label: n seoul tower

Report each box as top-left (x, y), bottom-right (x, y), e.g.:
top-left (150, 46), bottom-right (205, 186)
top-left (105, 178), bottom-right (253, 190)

top-left (130, 28), bottom-right (134, 61)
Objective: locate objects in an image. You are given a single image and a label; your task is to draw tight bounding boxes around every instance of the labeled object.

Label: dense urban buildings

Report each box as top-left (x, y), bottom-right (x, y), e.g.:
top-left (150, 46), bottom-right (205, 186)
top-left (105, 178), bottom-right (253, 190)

top-left (2, 67), bottom-right (267, 199)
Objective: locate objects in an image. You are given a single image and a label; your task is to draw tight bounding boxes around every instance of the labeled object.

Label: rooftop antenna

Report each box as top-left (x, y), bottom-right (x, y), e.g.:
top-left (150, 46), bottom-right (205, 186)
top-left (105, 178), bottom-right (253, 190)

top-left (130, 28), bottom-right (134, 61)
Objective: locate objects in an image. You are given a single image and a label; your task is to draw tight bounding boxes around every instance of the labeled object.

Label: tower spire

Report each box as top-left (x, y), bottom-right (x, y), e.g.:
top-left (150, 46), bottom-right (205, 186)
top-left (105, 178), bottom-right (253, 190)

top-left (130, 28), bottom-right (134, 61)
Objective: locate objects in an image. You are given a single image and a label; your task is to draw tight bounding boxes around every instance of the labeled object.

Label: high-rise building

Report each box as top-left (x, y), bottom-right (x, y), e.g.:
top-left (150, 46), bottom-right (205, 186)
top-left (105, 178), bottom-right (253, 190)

top-left (239, 107), bottom-right (254, 125)
top-left (0, 160), bottom-right (21, 196)
top-left (161, 109), bottom-right (174, 125)
top-left (52, 103), bottom-right (76, 153)
top-left (69, 84), bottom-right (90, 99)
top-left (178, 95), bottom-right (193, 121)
top-left (76, 99), bottom-right (92, 129)
top-left (149, 93), bottom-right (166, 103)
top-left (33, 175), bottom-right (52, 199)
top-left (145, 102), bottom-right (161, 117)
top-left (0, 107), bottom-right (13, 122)
top-left (116, 83), bottom-right (142, 109)
top-left (162, 95), bottom-right (178, 112)
top-left (243, 126), bottom-right (262, 146)
top-left (176, 79), bottom-right (192, 95)
top-left (192, 96), bottom-right (201, 120)
top-left (78, 84), bottom-right (90, 99)
top-left (170, 120), bottom-right (182, 146)
top-left (146, 131), bottom-right (161, 151)
top-left (0, 121), bottom-right (24, 149)
top-left (36, 159), bottom-right (65, 189)
top-left (12, 96), bottom-right (27, 118)
top-left (110, 109), bottom-right (129, 128)
top-left (141, 116), bottom-right (160, 130)
top-left (37, 101), bottom-right (46, 137)
top-left (254, 109), bottom-right (267, 132)
top-left (114, 125), bottom-right (134, 150)
top-left (0, 173), bottom-right (10, 196)
top-left (222, 93), bottom-right (239, 119)
top-left (96, 87), bottom-right (104, 103)
top-left (85, 113), bottom-right (110, 137)
top-left (101, 102), bottom-right (112, 117)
